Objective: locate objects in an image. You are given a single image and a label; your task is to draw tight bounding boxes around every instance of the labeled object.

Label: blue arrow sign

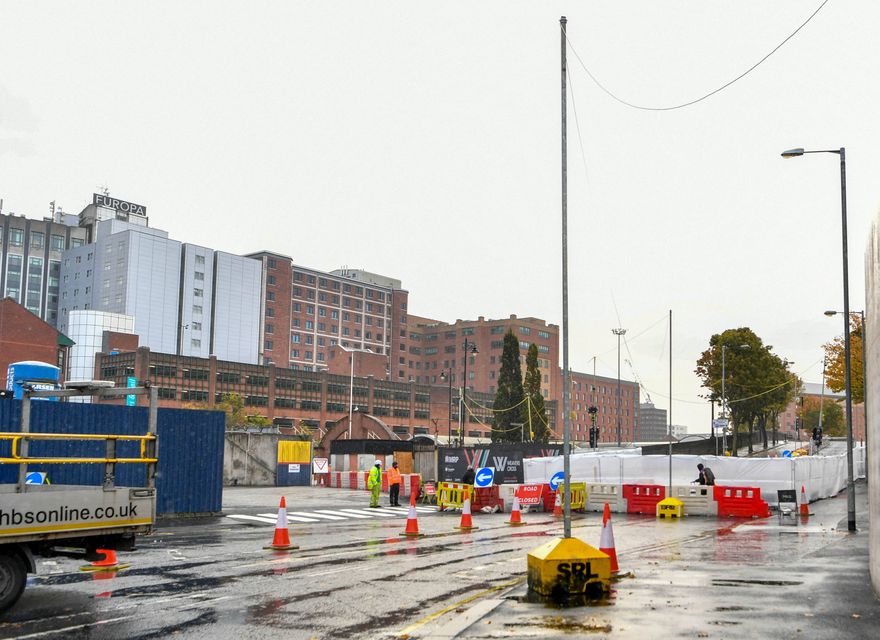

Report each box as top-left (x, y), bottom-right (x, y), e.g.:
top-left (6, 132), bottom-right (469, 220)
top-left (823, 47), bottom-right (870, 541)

top-left (25, 472), bottom-right (46, 485)
top-left (474, 467), bottom-right (494, 488)
top-left (549, 471), bottom-right (565, 491)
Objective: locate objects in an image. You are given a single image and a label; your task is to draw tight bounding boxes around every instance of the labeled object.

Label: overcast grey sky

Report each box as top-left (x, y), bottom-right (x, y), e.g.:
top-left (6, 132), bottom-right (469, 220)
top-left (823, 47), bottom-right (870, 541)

top-left (2, 1), bottom-right (878, 433)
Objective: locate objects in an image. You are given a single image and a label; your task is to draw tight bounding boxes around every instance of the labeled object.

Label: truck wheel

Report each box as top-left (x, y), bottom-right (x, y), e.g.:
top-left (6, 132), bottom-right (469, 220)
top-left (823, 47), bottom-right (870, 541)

top-left (0, 552), bottom-right (27, 614)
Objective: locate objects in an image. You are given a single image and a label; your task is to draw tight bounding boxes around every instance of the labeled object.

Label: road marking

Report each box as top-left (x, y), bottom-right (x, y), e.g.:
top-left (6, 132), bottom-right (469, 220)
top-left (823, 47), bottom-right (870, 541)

top-left (281, 511), bottom-right (348, 521)
top-left (338, 508), bottom-right (398, 517)
top-left (228, 514), bottom-right (319, 524)
top-left (396, 577), bottom-right (525, 638)
top-left (313, 509), bottom-right (372, 518)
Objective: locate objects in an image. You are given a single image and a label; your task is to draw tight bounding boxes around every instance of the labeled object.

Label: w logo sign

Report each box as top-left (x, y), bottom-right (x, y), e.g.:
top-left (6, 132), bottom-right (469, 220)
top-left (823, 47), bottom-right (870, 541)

top-left (464, 449), bottom-right (490, 468)
top-left (492, 456), bottom-right (508, 470)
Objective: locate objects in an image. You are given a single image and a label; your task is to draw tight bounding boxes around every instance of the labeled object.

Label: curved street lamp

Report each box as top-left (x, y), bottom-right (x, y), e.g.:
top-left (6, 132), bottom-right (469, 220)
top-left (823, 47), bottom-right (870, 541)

top-left (782, 146), bottom-right (855, 532)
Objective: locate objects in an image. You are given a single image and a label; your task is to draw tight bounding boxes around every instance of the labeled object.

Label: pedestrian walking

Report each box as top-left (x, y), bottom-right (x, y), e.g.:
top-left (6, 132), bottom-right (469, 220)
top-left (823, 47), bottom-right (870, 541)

top-left (694, 463), bottom-right (715, 486)
top-left (368, 460), bottom-right (382, 507)
top-left (461, 465), bottom-right (475, 486)
top-left (388, 461), bottom-right (402, 506)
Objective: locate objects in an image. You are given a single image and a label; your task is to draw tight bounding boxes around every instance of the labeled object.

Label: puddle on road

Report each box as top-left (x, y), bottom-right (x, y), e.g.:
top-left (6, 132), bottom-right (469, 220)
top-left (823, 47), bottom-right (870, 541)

top-left (510, 614), bottom-right (613, 633)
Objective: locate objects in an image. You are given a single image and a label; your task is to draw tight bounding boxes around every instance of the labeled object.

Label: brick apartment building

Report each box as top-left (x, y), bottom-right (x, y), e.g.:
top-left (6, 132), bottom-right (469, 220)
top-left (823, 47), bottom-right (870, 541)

top-left (777, 382), bottom-right (866, 442)
top-left (247, 253), bottom-right (410, 379)
top-left (0, 298), bottom-right (74, 382)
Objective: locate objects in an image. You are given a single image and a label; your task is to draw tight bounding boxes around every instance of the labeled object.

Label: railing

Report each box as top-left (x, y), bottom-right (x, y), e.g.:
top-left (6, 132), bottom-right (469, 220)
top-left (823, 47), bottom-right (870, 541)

top-left (0, 433), bottom-right (158, 465)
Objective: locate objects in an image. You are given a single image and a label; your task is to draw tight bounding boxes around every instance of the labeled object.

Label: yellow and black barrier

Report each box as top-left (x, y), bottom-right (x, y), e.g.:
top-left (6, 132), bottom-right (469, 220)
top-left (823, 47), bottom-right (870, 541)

top-left (437, 482), bottom-right (473, 511)
top-left (557, 481), bottom-right (587, 512)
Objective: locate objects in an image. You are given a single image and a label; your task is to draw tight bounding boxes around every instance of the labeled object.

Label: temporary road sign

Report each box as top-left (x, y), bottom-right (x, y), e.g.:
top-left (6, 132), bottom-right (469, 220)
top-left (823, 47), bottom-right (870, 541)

top-left (312, 457), bottom-right (329, 474)
top-left (474, 467), bottom-right (494, 488)
top-left (549, 471), bottom-right (565, 491)
top-left (515, 484), bottom-right (544, 505)
top-left (712, 419), bottom-right (729, 429)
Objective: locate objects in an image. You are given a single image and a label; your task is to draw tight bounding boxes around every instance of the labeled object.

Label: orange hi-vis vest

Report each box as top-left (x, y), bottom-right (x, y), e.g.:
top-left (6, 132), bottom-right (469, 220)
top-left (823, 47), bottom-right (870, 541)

top-left (387, 467), bottom-right (402, 486)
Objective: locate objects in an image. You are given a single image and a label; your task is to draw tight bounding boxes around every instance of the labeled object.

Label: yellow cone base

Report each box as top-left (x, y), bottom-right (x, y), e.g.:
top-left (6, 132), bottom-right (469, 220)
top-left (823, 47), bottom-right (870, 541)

top-left (79, 563), bottom-right (130, 573)
top-left (264, 544), bottom-right (299, 551)
top-left (455, 525), bottom-right (480, 531)
top-left (507, 521), bottom-right (526, 526)
top-left (400, 531), bottom-right (425, 537)
top-left (527, 537), bottom-right (611, 597)
top-left (656, 497), bottom-right (684, 519)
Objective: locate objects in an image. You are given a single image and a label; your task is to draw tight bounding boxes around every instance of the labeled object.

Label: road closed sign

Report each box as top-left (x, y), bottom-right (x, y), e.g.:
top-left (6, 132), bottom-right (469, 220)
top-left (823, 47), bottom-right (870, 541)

top-left (515, 484), bottom-right (543, 505)
top-left (474, 467), bottom-right (495, 488)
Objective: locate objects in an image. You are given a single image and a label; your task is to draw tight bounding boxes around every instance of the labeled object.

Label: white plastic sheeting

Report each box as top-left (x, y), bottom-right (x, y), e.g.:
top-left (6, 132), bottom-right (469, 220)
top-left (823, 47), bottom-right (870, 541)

top-left (523, 447), bottom-right (867, 506)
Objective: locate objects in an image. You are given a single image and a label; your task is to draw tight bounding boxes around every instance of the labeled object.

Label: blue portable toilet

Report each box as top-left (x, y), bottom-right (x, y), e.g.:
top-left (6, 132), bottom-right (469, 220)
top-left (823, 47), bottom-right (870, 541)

top-left (6, 361), bottom-right (61, 401)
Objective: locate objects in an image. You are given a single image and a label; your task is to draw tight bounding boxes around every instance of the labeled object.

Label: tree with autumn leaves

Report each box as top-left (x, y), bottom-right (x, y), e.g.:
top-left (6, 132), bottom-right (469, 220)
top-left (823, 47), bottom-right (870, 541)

top-left (822, 313), bottom-right (864, 404)
top-left (695, 328), bottom-right (796, 455)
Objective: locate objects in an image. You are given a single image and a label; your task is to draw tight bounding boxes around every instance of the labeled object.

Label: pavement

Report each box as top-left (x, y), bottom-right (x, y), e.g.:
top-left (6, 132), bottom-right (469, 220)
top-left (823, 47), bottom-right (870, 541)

top-left (414, 480), bottom-right (879, 640)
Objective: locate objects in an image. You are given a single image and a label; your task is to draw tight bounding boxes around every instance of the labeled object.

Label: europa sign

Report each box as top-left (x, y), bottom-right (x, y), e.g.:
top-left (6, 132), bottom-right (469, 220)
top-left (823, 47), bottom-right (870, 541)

top-left (93, 193), bottom-right (147, 216)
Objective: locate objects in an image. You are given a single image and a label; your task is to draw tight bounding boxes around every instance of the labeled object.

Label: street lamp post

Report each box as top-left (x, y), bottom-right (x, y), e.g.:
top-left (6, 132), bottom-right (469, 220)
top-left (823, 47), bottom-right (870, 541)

top-left (612, 328), bottom-right (626, 446)
top-left (339, 345), bottom-right (372, 440)
top-left (459, 341), bottom-right (478, 447)
top-left (783, 146), bottom-right (855, 532)
top-left (440, 370), bottom-right (453, 445)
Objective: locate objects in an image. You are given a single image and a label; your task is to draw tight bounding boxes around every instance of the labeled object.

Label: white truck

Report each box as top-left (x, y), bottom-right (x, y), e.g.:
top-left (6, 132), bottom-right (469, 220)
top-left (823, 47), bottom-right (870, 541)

top-left (0, 383), bottom-right (158, 613)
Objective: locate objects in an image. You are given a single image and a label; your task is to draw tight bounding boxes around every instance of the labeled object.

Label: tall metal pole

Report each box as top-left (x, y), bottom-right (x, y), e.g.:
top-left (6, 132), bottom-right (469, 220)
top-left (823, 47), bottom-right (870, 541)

top-left (560, 15), bottom-right (572, 539)
top-left (819, 357), bottom-right (826, 430)
top-left (613, 328), bottom-right (626, 446)
top-left (459, 350), bottom-right (466, 448)
top-left (448, 372), bottom-right (453, 445)
top-left (839, 147), bottom-right (856, 532)
top-left (668, 309), bottom-right (673, 493)
top-left (348, 351), bottom-right (355, 439)
top-left (721, 345), bottom-right (727, 454)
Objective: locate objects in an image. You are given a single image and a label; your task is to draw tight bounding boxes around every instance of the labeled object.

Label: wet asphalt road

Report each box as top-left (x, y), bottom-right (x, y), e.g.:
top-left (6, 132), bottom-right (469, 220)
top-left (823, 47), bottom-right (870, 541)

top-left (1, 482), bottom-right (876, 639)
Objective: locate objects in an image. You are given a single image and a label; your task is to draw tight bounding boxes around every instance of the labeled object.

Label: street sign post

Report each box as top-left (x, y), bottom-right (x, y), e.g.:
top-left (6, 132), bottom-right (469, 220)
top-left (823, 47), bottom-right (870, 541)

top-left (474, 467), bottom-right (494, 488)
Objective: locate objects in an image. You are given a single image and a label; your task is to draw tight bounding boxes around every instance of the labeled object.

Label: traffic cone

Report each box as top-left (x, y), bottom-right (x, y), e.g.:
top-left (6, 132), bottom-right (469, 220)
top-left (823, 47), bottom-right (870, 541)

top-left (80, 548), bottom-right (129, 573)
top-left (456, 487), bottom-right (479, 531)
top-left (599, 503), bottom-right (619, 574)
top-left (799, 485), bottom-right (810, 517)
top-left (265, 496), bottom-right (299, 550)
top-left (508, 495), bottom-right (525, 526)
top-left (553, 491), bottom-right (563, 517)
top-left (401, 503), bottom-right (424, 537)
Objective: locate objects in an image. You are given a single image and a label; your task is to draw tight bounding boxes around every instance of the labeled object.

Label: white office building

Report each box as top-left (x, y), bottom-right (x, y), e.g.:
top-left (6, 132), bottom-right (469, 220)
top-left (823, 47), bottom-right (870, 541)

top-left (66, 310), bottom-right (136, 390)
top-left (59, 219), bottom-right (262, 364)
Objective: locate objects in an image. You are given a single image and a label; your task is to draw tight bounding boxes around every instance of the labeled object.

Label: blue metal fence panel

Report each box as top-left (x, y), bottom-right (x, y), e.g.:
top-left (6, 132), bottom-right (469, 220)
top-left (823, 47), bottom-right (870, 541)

top-left (276, 463), bottom-right (311, 486)
top-left (0, 400), bottom-right (224, 515)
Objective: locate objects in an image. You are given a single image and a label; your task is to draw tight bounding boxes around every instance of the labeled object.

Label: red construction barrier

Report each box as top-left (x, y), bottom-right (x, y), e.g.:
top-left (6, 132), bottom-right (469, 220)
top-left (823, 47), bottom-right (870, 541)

top-left (409, 474), bottom-right (421, 498)
top-left (623, 484), bottom-right (666, 514)
top-left (542, 484), bottom-right (556, 512)
top-left (382, 472), bottom-right (389, 492)
top-left (472, 486), bottom-right (505, 513)
top-left (713, 485), bottom-right (771, 518)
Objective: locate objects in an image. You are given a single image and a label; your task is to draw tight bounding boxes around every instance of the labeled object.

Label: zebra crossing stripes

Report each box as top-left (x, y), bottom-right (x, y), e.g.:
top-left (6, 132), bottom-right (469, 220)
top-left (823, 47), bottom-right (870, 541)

top-left (226, 505), bottom-right (435, 527)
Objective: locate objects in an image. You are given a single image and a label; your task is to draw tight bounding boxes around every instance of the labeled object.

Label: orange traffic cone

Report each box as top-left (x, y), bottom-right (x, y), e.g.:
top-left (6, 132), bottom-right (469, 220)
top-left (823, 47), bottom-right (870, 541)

top-left (456, 487), bottom-right (479, 531)
top-left (265, 496), bottom-right (299, 550)
top-left (80, 548), bottom-right (129, 573)
top-left (508, 495), bottom-right (525, 526)
top-left (401, 503), bottom-right (424, 537)
top-left (799, 485), bottom-right (810, 517)
top-left (553, 491), bottom-right (563, 517)
top-left (599, 503), bottom-right (619, 574)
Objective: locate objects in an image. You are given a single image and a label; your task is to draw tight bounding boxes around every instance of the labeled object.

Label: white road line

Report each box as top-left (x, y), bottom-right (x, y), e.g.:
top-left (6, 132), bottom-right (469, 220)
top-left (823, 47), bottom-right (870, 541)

top-left (338, 508), bottom-right (398, 517)
top-left (227, 515), bottom-right (279, 525)
top-left (313, 509), bottom-right (372, 518)
top-left (284, 511), bottom-right (347, 521)
top-left (254, 513), bottom-right (323, 523)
